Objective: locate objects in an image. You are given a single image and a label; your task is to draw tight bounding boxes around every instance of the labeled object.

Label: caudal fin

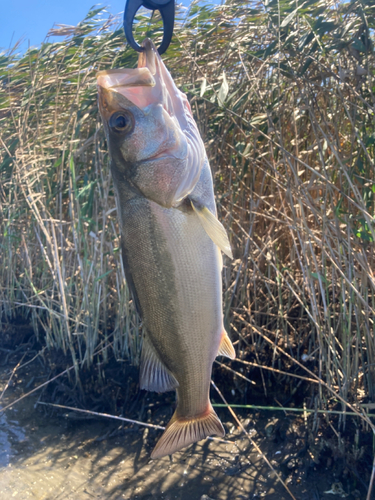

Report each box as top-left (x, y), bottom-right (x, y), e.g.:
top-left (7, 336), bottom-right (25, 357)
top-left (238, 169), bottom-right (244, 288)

top-left (151, 404), bottom-right (224, 459)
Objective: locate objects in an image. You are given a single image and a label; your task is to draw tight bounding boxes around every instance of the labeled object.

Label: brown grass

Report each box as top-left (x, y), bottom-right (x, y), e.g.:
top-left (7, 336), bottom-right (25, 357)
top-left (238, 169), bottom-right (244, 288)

top-left (0, 1), bottom-right (375, 491)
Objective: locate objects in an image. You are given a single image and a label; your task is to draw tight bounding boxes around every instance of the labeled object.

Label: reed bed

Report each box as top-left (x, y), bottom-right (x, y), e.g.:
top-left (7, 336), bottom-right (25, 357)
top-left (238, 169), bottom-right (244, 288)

top-left (0, 0), bottom-right (374, 482)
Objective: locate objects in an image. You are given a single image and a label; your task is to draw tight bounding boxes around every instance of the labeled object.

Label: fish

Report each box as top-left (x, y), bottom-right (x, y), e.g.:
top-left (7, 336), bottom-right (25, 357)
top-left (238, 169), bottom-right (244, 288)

top-left (97, 38), bottom-right (235, 459)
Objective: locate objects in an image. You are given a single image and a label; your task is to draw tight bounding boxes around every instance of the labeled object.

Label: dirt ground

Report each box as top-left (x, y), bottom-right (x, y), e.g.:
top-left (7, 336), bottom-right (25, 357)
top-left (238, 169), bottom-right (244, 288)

top-left (0, 355), bottom-right (369, 500)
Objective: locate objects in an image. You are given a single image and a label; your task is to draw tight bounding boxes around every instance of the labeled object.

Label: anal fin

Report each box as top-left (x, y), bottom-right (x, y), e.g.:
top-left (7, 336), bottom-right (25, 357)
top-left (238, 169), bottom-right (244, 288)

top-left (151, 403), bottom-right (224, 459)
top-left (140, 335), bottom-right (179, 393)
top-left (190, 199), bottom-right (233, 259)
top-left (217, 330), bottom-right (236, 359)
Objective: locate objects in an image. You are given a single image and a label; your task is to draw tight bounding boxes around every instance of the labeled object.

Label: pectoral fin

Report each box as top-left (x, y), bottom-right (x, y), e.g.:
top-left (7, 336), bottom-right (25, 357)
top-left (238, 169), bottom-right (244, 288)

top-left (217, 330), bottom-right (236, 359)
top-left (140, 335), bottom-right (179, 393)
top-left (190, 200), bottom-right (233, 259)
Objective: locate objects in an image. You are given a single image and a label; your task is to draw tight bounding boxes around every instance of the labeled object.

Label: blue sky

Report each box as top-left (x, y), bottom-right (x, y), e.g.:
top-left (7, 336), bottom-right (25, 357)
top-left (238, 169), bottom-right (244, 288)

top-left (0, 1), bottom-right (147, 53)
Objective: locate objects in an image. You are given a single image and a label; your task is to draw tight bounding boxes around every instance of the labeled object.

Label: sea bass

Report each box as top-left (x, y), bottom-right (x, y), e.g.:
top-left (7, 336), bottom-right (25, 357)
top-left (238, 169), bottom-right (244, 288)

top-left (97, 39), bottom-right (235, 459)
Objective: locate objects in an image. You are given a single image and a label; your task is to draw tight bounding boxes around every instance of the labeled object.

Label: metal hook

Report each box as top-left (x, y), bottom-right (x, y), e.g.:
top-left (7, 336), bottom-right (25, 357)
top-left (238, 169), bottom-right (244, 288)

top-left (124, 0), bottom-right (175, 55)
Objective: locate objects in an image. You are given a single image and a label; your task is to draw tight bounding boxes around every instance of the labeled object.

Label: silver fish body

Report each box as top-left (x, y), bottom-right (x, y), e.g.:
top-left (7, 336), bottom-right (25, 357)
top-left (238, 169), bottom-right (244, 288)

top-left (97, 39), bottom-right (234, 458)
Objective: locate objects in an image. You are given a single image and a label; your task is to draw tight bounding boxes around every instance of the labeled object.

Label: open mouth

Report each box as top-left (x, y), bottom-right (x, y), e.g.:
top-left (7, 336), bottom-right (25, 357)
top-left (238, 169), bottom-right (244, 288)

top-left (97, 67), bottom-right (158, 110)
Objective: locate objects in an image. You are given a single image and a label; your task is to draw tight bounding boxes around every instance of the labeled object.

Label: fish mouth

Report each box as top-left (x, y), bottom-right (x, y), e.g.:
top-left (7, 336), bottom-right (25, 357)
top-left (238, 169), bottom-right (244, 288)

top-left (97, 67), bottom-right (157, 110)
top-left (96, 67), bottom-right (155, 89)
top-left (96, 39), bottom-right (186, 117)
top-left (96, 39), bottom-right (162, 110)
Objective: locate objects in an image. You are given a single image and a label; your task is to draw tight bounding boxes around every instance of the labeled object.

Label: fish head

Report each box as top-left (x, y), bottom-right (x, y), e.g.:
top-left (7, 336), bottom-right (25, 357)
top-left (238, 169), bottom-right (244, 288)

top-left (97, 39), bottom-right (205, 208)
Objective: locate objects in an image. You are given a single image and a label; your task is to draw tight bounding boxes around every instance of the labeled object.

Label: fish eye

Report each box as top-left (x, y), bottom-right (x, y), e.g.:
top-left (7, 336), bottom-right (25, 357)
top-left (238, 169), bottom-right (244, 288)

top-left (109, 111), bottom-right (133, 134)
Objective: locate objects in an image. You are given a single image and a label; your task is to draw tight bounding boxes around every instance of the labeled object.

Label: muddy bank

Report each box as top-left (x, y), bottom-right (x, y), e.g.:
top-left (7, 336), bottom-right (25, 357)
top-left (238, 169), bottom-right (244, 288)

top-left (0, 356), bottom-right (368, 500)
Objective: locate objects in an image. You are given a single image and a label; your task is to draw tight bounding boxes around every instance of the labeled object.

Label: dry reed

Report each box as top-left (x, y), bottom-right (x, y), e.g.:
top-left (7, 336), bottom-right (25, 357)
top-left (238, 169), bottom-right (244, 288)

top-left (0, 0), bottom-right (375, 489)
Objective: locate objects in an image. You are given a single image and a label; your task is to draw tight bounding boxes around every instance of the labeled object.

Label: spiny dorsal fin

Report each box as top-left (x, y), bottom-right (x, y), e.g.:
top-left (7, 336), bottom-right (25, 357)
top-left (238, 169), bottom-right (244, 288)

top-left (151, 404), bottom-right (224, 459)
top-left (190, 200), bottom-right (233, 259)
top-left (217, 330), bottom-right (236, 360)
top-left (140, 335), bottom-right (179, 393)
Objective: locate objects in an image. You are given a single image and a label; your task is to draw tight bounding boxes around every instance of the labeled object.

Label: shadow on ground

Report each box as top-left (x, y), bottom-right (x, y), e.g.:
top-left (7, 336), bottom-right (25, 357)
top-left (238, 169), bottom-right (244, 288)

top-left (0, 359), bottom-right (365, 500)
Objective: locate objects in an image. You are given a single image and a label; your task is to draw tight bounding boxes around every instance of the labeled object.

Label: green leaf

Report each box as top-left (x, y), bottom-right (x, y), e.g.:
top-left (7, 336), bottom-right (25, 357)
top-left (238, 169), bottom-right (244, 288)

top-left (84, 7), bottom-right (104, 20)
top-left (351, 39), bottom-right (366, 53)
top-left (53, 157), bottom-right (62, 169)
top-left (264, 40), bottom-right (278, 58)
top-left (311, 272), bottom-right (329, 285)
top-left (298, 32), bottom-right (314, 50)
top-left (94, 270), bottom-right (113, 282)
top-left (77, 180), bottom-right (97, 200)
top-left (280, 3), bottom-right (306, 28)
top-left (300, 56), bottom-right (313, 75)
top-left (217, 71), bottom-right (229, 107)
top-left (249, 113), bottom-right (268, 126)
top-left (200, 77), bottom-right (207, 98)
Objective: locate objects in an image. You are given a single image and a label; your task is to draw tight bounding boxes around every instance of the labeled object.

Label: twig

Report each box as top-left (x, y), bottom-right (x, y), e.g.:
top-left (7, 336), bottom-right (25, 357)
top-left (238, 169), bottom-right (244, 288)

top-left (214, 359), bottom-right (256, 385)
top-left (212, 403), bottom-right (375, 418)
top-left (211, 380), bottom-right (297, 500)
top-left (37, 402), bottom-right (166, 430)
top-left (235, 312), bottom-right (375, 431)
top-left (36, 401), bottom-right (237, 446)
top-left (0, 351), bottom-right (27, 401)
top-left (0, 365), bottom-right (75, 413)
top-left (233, 357), bottom-right (319, 384)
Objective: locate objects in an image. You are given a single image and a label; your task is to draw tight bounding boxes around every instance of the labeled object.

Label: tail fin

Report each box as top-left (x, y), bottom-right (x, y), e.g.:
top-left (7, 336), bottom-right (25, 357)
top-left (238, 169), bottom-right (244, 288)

top-left (151, 404), bottom-right (224, 459)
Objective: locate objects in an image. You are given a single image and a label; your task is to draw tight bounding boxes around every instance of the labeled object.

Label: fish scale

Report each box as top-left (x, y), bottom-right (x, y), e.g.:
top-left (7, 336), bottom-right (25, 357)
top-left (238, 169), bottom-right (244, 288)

top-left (97, 38), bottom-right (235, 458)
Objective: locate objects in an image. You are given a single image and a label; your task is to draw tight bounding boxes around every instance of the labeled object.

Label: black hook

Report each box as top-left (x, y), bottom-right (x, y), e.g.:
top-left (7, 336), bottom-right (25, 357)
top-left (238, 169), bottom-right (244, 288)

top-left (124, 0), bottom-right (175, 55)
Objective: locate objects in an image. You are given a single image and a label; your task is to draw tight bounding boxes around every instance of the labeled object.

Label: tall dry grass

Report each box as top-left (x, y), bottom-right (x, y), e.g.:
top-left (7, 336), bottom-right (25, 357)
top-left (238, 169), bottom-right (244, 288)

top-left (0, 0), bottom-right (374, 436)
